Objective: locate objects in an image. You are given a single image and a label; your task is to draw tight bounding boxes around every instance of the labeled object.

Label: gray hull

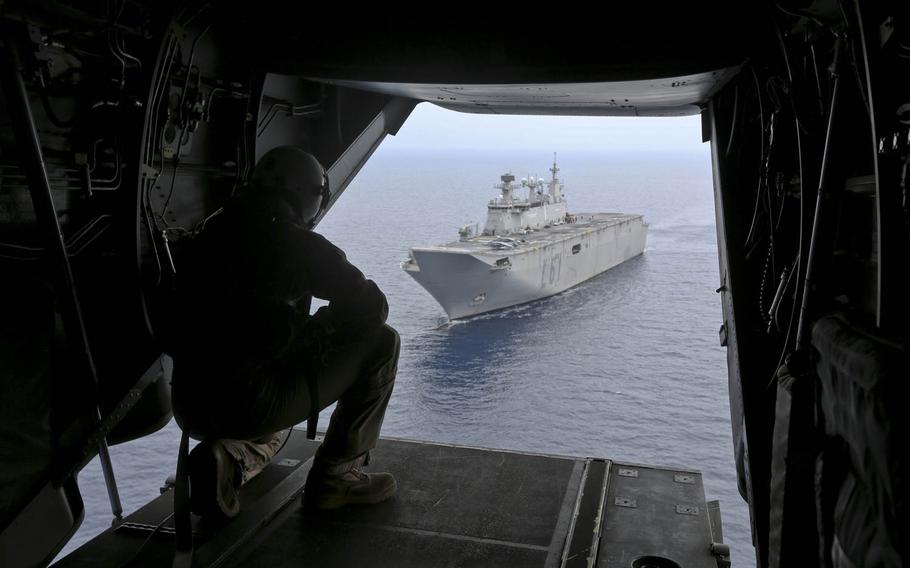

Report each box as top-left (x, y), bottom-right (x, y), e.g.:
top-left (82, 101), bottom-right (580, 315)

top-left (403, 213), bottom-right (648, 319)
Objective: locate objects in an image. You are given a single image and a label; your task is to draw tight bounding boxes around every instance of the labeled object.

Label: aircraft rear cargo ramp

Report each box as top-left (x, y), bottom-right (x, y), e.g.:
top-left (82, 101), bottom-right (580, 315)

top-left (55, 430), bottom-right (727, 567)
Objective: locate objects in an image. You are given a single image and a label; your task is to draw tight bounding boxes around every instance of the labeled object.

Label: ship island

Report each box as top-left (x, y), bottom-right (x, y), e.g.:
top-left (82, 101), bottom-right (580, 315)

top-left (402, 156), bottom-right (649, 319)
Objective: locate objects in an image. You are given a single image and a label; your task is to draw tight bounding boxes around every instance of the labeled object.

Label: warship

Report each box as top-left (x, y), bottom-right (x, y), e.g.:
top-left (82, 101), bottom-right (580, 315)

top-left (402, 157), bottom-right (648, 319)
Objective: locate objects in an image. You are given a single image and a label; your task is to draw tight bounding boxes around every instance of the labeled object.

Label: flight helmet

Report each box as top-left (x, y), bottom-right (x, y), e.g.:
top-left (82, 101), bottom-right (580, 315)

top-left (251, 146), bottom-right (329, 227)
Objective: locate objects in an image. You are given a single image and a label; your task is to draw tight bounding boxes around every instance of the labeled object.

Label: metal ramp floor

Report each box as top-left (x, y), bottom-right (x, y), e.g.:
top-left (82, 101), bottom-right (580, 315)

top-left (55, 429), bottom-right (725, 567)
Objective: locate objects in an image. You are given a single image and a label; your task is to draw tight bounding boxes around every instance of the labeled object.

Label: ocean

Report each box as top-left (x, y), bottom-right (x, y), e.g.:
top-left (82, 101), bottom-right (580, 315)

top-left (58, 146), bottom-right (756, 566)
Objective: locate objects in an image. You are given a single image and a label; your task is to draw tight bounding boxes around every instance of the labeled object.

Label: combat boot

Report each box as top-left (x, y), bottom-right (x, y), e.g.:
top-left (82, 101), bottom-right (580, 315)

top-left (302, 454), bottom-right (396, 511)
top-left (189, 440), bottom-right (242, 519)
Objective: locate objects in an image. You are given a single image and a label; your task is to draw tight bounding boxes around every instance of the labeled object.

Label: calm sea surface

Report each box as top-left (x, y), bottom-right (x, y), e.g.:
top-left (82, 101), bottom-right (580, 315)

top-left (58, 147), bottom-right (756, 565)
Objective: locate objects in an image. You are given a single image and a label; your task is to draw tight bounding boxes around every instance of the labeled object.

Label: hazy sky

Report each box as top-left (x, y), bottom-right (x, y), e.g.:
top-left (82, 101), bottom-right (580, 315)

top-left (381, 102), bottom-right (708, 154)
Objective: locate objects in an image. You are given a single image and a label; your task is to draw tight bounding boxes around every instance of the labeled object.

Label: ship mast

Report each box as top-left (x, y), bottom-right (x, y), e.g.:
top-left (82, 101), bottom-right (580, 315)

top-left (548, 152), bottom-right (562, 202)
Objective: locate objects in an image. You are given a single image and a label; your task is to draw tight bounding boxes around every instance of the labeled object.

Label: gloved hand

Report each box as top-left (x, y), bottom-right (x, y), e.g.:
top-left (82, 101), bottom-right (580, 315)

top-left (299, 306), bottom-right (334, 358)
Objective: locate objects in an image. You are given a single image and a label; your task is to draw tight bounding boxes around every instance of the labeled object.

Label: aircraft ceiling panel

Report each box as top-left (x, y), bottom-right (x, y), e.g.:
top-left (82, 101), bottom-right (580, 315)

top-left (313, 66), bottom-right (740, 116)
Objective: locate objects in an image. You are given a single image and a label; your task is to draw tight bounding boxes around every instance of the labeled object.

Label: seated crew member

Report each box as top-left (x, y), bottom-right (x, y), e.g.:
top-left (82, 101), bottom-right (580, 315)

top-left (171, 146), bottom-right (399, 516)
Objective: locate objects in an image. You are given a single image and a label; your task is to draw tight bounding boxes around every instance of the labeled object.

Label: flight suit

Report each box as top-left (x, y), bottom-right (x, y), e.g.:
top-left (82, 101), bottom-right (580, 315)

top-left (170, 191), bottom-right (398, 481)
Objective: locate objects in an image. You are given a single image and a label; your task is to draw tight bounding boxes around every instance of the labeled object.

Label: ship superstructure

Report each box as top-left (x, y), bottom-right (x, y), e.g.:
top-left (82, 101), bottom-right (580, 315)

top-left (481, 159), bottom-right (567, 236)
top-left (403, 157), bottom-right (648, 319)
